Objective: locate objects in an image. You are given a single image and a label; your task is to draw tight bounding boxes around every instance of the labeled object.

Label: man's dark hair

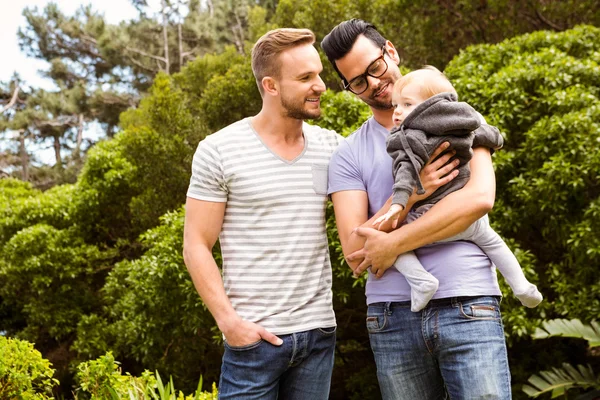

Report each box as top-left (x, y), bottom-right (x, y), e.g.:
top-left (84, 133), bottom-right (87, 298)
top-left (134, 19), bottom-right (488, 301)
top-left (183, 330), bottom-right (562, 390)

top-left (321, 19), bottom-right (387, 84)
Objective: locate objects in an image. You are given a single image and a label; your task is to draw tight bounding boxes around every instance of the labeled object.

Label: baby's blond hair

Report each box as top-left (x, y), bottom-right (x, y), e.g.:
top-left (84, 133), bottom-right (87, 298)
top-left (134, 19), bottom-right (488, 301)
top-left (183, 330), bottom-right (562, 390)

top-left (393, 66), bottom-right (456, 99)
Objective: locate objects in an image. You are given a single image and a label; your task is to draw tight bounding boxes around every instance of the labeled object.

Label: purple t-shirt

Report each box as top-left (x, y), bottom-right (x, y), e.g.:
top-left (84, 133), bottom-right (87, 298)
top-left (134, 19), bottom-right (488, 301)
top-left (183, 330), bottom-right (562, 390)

top-left (328, 117), bottom-right (501, 304)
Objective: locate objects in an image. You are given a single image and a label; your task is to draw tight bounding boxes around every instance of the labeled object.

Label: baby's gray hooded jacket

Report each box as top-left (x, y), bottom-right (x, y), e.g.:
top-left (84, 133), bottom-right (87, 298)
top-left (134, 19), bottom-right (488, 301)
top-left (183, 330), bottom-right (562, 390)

top-left (388, 92), bottom-right (504, 209)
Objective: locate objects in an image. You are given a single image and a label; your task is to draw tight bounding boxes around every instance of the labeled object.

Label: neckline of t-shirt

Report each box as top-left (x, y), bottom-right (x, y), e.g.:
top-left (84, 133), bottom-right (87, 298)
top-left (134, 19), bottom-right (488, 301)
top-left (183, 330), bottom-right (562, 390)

top-left (246, 118), bottom-right (308, 165)
top-left (369, 116), bottom-right (391, 135)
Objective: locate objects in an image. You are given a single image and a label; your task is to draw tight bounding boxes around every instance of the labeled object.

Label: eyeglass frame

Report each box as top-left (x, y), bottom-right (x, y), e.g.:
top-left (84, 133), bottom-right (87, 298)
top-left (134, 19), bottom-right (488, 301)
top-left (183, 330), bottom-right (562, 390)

top-left (341, 45), bottom-right (389, 95)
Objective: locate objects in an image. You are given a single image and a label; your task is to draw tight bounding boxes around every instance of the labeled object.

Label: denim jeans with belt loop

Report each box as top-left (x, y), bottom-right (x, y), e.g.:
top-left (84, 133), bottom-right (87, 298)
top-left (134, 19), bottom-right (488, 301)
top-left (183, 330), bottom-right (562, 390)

top-left (367, 296), bottom-right (511, 399)
top-left (218, 326), bottom-right (336, 400)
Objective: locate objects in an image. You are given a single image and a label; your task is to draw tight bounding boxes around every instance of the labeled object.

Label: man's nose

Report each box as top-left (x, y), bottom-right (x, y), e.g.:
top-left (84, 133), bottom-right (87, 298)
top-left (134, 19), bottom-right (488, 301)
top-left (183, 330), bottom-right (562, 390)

top-left (314, 75), bottom-right (326, 93)
top-left (366, 74), bottom-right (381, 90)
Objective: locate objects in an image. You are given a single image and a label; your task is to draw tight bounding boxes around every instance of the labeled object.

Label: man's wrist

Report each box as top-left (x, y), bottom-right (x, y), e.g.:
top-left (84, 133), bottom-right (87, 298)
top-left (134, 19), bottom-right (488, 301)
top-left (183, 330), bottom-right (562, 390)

top-left (216, 311), bottom-right (241, 335)
top-left (388, 225), bottom-right (409, 255)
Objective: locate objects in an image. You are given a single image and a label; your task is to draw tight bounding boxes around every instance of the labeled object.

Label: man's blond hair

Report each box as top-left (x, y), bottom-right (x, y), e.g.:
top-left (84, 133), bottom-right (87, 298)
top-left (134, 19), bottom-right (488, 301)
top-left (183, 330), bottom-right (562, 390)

top-left (251, 28), bottom-right (316, 96)
top-left (393, 66), bottom-right (457, 99)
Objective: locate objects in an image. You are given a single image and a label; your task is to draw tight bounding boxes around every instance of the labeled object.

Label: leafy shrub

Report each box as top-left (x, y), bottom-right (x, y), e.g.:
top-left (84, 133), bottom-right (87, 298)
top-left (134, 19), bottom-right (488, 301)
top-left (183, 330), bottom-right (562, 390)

top-left (73, 209), bottom-right (222, 392)
top-left (317, 90), bottom-right (371, 137)
top-left (0, 225), bottom-right (110, 342)
top-left (0, 336), bottom-right (58, 399)
top-left (76, 352), bottom-right (217, 399)
top-left (446, 24), bottom-right (600, 336)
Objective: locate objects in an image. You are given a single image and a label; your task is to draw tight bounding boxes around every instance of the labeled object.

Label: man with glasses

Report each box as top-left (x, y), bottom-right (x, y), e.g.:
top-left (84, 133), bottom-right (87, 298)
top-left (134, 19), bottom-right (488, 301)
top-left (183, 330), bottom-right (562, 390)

top-left (321, 19), bottom-right (512, 399)
top-left (342, 45), bottom-right (389, 97)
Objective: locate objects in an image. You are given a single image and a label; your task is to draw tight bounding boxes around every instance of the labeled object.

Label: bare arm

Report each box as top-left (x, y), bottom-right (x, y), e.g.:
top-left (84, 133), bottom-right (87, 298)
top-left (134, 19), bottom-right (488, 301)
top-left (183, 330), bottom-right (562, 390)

top-left (349, 147), bottom-right (496, 276)
top-left (333, 142), bottom-right (459, 274)
top-left (331, 191), bottom-right (399, 274)
top-left (183, 197), bottom-right (281, 346)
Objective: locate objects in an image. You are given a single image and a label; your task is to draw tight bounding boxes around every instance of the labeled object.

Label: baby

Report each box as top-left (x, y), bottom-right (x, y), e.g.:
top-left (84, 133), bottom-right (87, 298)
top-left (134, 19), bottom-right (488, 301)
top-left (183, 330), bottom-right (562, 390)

top-left (374, 66), bottom-right (543, 311)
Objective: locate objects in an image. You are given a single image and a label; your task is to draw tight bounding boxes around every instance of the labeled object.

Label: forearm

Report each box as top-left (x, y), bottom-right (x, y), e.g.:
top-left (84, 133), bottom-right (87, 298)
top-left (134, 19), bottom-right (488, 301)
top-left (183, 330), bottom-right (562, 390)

top-left (382, 148), bottom-right (495, 254)
top-left (183, 244), bottom-right (239, 332)
top-left (342, 195), bottom-right (414, 270)
top-left (343, 197), bottom-right (389, 269)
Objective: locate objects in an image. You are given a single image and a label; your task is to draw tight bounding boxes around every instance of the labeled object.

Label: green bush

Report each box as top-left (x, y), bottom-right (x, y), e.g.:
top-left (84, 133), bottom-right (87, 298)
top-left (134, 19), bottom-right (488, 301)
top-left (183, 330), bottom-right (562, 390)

top-left (0, 336), bottom-right (58, 399)
top-left (73, 209), bottom-right (222, 392)
top-left (75, 352), bottom-right (218, 400)
top-left (446, 25), bottom-right (600, 398)
top-left (0, 179), bottom-right (75, 243)
top-left (317, 89), bottom-right (371, 137)
top-left (0, 224), bottom-right (111, 342)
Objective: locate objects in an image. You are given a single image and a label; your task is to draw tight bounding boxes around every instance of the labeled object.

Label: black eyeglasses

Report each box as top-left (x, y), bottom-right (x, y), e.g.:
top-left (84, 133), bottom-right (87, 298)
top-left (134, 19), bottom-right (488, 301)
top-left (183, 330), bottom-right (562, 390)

top-left (343, 46), bottom-right (388, 95)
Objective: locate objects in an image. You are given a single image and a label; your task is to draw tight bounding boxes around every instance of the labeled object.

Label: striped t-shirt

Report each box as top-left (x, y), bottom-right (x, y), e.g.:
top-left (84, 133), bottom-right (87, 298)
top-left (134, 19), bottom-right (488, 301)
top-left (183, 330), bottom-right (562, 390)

top-left (187, 118), bottom-right (343, 335)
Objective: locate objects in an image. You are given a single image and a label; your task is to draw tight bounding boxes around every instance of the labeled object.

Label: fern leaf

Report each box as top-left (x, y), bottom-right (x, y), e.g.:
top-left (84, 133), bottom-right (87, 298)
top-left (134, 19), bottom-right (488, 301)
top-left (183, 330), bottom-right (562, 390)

top-left (523, 363), bottom-right (599, 398)
top-left (533, 319), bottom-right (600, 347)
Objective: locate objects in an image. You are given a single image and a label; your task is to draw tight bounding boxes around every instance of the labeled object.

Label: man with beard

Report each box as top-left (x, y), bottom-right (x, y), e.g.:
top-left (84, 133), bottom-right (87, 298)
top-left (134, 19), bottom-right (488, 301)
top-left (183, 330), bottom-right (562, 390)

top-left (321, 19), bottom-right (512, 399)
top-left (182, 28), bottom-right (340, 399)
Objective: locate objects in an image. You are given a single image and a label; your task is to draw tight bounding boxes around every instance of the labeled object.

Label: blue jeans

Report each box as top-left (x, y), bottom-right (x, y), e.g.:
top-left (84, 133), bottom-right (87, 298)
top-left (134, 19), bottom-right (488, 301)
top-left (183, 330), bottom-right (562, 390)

top-left (218, 327), bottom-right (336, 399)
top-left (367, 296), bottom-right (511, 400)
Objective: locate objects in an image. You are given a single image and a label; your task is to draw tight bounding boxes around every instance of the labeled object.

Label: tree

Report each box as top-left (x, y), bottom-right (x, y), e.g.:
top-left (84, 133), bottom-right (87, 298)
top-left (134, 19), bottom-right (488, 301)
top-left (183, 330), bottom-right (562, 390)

top-left (0, 78), bottom-right (30, 181)
top-left (6, 1), bottom-right (266, 185)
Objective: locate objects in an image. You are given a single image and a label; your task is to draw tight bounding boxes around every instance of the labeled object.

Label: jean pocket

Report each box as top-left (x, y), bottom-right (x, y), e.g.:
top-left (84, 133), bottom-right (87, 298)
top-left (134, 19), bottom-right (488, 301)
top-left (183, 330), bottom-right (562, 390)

top-left (459, 302), bottom-right (500, 320)
top-left (317, 326), bottom-right (337, 336)
top-left (311, 164), bottom-right (328, 195)
top-left (366, 314), bottom-right (387, 333)
top-left (224, 339), bottom-right (263, 351)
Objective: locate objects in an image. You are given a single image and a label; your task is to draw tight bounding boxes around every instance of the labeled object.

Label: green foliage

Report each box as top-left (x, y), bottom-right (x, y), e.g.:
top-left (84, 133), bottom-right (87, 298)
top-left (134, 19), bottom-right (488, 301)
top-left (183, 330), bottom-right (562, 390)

top-left (533, 319), bottom-right (600, 347)
top-left (445, 25), bottom-right (600, 339)
top-left (117, 125), bottom-right (193, 233)
top-left (0, 179), bottom-right (75, 243)
top-left (74, 209), bottom-right (221, 392)
top-left (317, 90), bottom-right (372, 137)
top-left (0, 224), bottom-right (111, 341)
top-left (523, 364), bottom-right (599, 399)
top-left (522, 319), bottom-right (600, 398)
top-left (75, 72), bottom-right (204, 242)
top-left (76, 352), bottom-right (156, 399)
top-left (0, 336), bottom-right (58, 399)
top-left (136, 74), bottom-right (196, 141)
top-left (198, 61), bottom-right (262, 132)
top-left (76, 352), bottom-right (218, 400)
top-left (73, 138), bottom-right (137, 243)
top-left (171, 46), bottom-right (246, 117)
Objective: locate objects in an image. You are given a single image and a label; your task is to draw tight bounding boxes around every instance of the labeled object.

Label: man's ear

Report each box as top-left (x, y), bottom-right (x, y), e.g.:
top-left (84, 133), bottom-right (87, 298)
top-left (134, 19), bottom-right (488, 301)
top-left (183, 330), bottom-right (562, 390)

top-left (384, 40), bottom-right (401, 66)
top-left (262, 77), bottom-right (279, 96)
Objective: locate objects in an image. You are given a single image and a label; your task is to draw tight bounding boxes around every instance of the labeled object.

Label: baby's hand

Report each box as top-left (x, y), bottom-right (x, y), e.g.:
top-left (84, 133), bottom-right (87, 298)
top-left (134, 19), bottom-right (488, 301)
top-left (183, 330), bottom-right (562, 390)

top-left (372, 204), bottom-right (404, 230)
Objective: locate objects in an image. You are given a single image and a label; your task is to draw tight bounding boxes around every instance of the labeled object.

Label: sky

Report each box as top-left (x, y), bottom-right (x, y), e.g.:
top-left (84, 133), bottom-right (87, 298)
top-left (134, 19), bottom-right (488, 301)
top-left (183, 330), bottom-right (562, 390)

top-left (0, 0), bottom-right (153, 164)
top-left (0, 0), bottom-right (144, 89)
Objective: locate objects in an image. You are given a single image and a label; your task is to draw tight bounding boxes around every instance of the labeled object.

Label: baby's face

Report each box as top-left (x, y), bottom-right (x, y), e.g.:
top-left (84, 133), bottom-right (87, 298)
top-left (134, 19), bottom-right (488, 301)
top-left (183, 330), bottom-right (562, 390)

top-left (392, 82), bottom-right (428, 127)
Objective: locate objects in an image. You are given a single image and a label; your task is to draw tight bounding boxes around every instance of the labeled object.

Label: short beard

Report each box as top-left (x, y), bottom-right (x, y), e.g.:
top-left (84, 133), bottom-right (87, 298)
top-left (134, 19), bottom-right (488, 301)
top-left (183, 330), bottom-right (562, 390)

top-left (364, 81), bottom-right (394, 111)
top-left (363, 68), bottom-right (402, 110)
top-left (365, 96), bottom-right (393, 111)
top-left (281, 96), bottom-right (321, 120)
